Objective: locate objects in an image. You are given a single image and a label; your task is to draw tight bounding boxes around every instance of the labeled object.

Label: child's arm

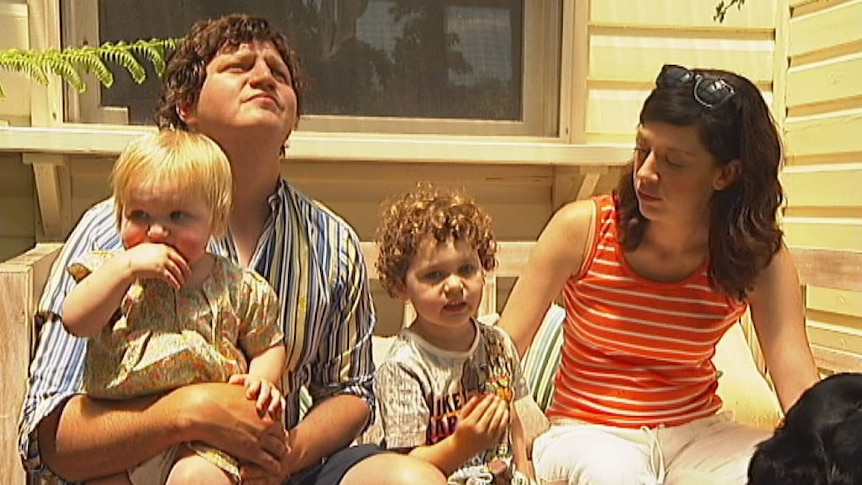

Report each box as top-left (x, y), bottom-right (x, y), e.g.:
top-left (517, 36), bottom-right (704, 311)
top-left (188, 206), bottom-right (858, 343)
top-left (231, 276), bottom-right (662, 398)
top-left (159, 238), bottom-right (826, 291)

top-left (406, 393), bottom-right (510, 476)
top-left (230, 343), bottom-right (286, 416)
top-left (63, 244), bottom-right (190, 337)
top-left (62, 253), bottom-right (135, 337)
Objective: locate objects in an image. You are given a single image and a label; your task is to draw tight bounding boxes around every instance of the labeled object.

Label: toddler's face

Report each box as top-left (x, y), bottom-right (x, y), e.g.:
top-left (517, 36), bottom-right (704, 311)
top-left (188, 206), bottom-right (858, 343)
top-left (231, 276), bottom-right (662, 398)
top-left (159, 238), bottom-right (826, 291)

top-left (402, 237), bottom-right (485, 332)
top-left (119, 184), bottom-right (213, 266)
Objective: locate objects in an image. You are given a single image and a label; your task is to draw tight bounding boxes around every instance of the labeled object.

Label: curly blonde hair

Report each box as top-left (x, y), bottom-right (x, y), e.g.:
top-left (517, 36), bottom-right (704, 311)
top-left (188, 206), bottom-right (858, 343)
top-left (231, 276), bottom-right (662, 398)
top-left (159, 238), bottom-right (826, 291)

top-left (375, 183), bottom-right (497, 298)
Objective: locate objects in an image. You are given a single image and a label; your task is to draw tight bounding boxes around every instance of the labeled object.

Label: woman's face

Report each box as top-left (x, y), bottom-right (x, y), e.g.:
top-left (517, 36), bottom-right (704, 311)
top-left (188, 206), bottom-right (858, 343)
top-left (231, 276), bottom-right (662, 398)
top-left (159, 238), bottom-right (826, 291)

top-left (633, 121), bottom-right (735, 226)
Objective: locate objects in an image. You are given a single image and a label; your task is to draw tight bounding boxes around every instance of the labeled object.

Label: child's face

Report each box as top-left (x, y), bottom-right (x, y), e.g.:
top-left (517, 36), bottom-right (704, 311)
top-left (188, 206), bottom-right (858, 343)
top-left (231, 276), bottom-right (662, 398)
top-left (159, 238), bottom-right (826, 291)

top-left (119, 183), bottom-right (213, 266)
top-left (402, 237), bottom-right (485, 331)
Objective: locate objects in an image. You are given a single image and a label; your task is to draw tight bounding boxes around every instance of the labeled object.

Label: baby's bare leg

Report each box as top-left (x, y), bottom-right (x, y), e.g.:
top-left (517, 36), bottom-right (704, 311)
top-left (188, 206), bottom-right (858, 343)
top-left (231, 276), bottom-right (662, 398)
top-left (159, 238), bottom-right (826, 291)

top-left (86, 473), bottom-right (132, 485)
top-left (166, 449), bottom-right (234, 485)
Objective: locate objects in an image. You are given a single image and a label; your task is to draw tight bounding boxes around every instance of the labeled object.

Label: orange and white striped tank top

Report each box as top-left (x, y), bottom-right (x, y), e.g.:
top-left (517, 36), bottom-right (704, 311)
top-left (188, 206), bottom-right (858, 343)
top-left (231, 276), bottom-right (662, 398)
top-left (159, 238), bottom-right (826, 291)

top-left (546, 195), bottom-right (747, 428)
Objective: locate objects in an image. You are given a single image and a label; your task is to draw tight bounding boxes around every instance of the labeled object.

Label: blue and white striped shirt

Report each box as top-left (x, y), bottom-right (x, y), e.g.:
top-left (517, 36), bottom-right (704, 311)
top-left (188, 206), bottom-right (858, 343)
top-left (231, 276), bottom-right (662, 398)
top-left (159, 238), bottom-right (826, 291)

top-left (18, 178), bottom-right (377, 479)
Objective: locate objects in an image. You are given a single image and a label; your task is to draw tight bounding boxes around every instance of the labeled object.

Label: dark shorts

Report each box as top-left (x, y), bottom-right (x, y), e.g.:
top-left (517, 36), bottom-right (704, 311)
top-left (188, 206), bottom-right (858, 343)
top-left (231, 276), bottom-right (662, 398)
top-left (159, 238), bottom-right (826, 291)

top-left (286, 444), bottom-right (383, 485)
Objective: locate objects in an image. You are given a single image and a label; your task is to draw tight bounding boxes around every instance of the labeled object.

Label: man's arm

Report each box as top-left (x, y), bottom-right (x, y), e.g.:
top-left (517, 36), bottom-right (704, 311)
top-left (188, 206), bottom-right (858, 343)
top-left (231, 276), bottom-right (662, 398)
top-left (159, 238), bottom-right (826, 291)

top-left (40, 383), bottom-right (287, 481)
top-left (283, 394), bottom-right (371, 474)
top-left (290, 229), bottom-right (377, 470)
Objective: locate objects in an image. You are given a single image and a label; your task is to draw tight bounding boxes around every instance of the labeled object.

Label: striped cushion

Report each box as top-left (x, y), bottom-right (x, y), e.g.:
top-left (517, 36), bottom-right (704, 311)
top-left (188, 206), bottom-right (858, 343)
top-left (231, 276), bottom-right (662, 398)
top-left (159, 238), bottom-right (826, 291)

top-left (521, 304), bottom-right (566, 411)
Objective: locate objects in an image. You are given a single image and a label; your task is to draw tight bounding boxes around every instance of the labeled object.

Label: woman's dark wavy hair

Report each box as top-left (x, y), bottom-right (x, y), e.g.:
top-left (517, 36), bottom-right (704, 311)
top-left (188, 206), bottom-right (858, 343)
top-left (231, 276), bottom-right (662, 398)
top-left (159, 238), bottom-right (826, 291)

top-left (154, 14), bottom-right (304, 131)
top-left (614, 68), bottom-right (784, 301)
top-left (375, 183), bottom-right (497, 298)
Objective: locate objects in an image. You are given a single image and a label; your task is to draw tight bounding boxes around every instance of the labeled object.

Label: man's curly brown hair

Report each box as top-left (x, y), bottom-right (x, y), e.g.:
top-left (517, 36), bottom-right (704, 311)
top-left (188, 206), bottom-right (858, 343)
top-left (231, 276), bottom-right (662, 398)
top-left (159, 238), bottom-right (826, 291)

top-left (154, 14), bottom-right (305, 131)
top-left (375, 184), bottom-right (497, 298)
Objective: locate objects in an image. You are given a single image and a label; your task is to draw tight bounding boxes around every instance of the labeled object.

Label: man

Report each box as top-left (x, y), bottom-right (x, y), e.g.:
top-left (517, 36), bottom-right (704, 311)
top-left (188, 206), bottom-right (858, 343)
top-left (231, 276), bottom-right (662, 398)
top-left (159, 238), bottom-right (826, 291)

top-left (19, 14), bottom-right (446, 485)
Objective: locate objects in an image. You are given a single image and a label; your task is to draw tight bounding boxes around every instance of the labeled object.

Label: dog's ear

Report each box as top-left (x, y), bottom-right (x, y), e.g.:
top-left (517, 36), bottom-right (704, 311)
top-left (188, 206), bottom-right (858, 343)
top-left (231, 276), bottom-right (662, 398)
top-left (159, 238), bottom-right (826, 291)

top-left (823, 412), bottom-right (862, 485)
top-left (748, 430), bottom-right (828, 485)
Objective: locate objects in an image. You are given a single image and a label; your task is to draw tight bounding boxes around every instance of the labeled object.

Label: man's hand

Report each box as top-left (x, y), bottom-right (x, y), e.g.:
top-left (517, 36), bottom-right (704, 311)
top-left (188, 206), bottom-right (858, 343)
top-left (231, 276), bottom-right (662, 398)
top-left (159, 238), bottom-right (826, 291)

top-left (451, 393), bottom-right (509, 456)
top-left (174, 383), bottom-right (288, 474)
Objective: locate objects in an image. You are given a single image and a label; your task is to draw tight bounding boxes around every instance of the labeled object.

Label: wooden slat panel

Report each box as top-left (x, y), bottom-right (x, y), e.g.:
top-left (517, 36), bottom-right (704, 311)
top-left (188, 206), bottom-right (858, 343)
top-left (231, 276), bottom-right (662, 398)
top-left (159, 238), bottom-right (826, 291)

top-left (786, 55), bottom-right (862, 108)
top-left (791, 246), bottom-right (862, 292)
top-left (589, 36), bottom-right (774, 83)
top-left (781, 168), bottom-right (862, 207)
top-left (807, 287), bottom-right (862, 318)
top-left (811, 344), bottom-right (862, 375)
top-left (590, 0), bottom-right (776, 29)
top-left (587, 88), bottom-right (775, 139)
top-left (784, 221), bottom-right (862, 250)
top-left (784, 110), bottom-right (862, 158)
top-left (808, 321), bottom-right (862, 353)
top-left (788, 0), bottom-right (862, 57)
top-left (586, 89), bottom-right (649, 138)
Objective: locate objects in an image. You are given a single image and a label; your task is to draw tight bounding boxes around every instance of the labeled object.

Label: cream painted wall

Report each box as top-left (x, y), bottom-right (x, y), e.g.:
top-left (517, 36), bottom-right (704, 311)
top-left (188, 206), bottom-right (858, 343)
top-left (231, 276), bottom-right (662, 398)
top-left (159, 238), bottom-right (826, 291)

top-left (779, 0), bottom-right (862, 368)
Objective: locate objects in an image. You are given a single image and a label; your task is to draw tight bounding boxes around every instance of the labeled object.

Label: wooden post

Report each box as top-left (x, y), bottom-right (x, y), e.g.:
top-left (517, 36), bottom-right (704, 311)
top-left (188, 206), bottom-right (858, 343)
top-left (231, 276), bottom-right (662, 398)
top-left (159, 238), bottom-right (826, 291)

top-left (0, 243), bottom-right (62, 485)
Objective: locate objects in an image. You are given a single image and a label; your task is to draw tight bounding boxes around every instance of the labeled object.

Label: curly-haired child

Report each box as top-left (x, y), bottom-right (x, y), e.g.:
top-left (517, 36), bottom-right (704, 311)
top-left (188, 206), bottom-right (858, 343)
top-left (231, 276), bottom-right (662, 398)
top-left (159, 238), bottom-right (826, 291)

top-left (374, 183), bottom-right (533, 485)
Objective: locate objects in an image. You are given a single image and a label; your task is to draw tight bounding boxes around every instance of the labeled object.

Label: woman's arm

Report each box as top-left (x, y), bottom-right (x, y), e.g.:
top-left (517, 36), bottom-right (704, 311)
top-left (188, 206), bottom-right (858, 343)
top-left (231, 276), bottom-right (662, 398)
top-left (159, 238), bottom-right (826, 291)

top-left (498, 199), bottom-right (596, 356)
top-left (510, 405), bottom-right (534, 480)
top-left (748, 244), bottom-right (820, 411)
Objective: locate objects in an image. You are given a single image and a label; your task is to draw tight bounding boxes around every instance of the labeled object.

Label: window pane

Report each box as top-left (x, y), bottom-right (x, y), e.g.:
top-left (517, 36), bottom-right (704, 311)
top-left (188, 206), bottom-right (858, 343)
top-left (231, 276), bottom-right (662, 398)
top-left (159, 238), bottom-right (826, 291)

top-left (90, 0), bottom-right (523, 126)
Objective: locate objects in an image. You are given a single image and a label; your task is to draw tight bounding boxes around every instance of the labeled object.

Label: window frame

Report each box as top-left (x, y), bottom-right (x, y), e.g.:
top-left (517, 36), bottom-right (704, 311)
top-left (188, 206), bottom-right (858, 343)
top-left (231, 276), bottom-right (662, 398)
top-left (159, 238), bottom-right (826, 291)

top-left (61, 0), bottom-right (563, 138)
top-left (7, 0), bottom-right (628, 167)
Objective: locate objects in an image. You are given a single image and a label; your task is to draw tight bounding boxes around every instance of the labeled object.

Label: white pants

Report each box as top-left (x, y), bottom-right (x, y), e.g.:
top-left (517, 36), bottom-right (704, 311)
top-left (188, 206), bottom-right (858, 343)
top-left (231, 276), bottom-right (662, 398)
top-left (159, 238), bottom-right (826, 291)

top-left (532, 412), bottom-right (769, 485)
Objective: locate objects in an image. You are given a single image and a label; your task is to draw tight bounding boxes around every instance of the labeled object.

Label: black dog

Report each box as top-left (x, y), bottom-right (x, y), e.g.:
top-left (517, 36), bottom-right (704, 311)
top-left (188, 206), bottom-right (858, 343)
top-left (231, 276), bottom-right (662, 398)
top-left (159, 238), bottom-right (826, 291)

top-left (748, 372), bottom-right (862, 485)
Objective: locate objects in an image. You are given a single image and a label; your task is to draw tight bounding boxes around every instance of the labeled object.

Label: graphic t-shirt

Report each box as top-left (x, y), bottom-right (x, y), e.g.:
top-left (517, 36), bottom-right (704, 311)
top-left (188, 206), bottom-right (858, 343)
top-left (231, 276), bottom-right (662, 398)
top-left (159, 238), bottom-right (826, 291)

top-left (376, 319), bottom-right (529, 482)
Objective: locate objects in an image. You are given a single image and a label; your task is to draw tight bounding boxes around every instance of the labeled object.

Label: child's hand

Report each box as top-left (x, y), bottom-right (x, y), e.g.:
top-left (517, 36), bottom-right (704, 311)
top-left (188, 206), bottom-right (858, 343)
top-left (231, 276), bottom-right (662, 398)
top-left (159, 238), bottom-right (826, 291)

top-left (122, 243), bottom-right (191, 289)
top-left (452, 393), bottom-right (509, 456)
top-left (229, 374), bottom-right (285, 420)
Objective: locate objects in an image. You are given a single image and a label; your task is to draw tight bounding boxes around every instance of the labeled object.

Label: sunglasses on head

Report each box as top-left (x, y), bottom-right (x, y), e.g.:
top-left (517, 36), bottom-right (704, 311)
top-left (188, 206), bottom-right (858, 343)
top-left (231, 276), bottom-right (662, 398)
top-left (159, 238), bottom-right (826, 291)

top-left (655, 64), bottom-right (735, 109)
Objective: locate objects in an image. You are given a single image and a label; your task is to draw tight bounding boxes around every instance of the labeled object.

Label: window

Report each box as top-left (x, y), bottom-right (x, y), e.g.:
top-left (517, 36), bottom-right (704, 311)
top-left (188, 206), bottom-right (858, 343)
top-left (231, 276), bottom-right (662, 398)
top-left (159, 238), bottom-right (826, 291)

top-left (62, 0), bottom-right (562, 137)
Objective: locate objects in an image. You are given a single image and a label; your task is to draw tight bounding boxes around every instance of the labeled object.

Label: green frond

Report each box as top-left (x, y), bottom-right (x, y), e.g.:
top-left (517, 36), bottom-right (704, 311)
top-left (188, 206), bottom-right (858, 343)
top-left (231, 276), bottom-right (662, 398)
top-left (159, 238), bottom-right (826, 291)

top-left (128, 38), bottom-right (178, 77)
top-left (0, 49), bottom-right (49, 85)
top-left (39, 50), bottom-right (86, 92)
top-left (100, 41), bottom-right (146, 84)
top-left (2, 36), bottom-right (178, 96)
top-left (64, 46), bottom-right (113, 87)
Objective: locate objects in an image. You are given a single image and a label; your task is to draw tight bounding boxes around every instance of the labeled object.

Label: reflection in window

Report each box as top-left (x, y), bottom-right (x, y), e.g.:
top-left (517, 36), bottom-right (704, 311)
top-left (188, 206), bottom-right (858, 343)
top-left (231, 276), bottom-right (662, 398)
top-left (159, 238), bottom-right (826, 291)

top-left (93, 0), bottom-right (523, 126)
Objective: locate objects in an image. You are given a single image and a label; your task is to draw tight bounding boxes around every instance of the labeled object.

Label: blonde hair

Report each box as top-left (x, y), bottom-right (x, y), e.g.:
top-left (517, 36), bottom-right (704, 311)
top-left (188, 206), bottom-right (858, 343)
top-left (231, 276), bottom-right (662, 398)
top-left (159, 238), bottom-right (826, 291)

top-left (375, 183), bottom-right (497, 298)
top-left (111, 130), bottom-right (233, 237)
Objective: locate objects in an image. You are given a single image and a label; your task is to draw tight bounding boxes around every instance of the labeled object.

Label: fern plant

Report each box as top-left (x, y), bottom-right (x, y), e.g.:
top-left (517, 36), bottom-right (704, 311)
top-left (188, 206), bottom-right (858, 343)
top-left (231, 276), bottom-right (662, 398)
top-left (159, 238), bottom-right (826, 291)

top-left (0, 38), bottom-right (177, 99)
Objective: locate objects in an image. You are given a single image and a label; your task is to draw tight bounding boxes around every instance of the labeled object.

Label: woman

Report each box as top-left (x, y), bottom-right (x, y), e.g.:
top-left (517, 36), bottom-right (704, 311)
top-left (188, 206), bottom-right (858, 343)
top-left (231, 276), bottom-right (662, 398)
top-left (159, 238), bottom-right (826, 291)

top-left (498, 64), bottom-right (819, 485)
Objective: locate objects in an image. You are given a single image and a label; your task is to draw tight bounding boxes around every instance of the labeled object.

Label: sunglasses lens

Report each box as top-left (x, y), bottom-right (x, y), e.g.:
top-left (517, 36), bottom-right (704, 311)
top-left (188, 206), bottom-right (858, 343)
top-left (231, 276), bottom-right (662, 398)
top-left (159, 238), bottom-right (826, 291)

top-left (656, 65), bottom-right (736, 109)
top-left (657, 65), bottom-right (694, 87)
top-left (694, 79), bottom-right (735, 108)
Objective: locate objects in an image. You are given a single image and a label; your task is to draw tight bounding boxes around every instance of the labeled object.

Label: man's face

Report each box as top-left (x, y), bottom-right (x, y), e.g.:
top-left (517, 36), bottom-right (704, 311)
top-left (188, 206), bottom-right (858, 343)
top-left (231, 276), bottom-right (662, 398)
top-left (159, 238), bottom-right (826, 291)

top-left (182, 40), bottom-right (298, 150)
